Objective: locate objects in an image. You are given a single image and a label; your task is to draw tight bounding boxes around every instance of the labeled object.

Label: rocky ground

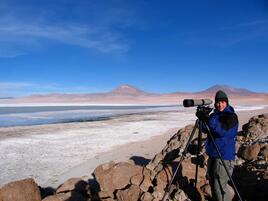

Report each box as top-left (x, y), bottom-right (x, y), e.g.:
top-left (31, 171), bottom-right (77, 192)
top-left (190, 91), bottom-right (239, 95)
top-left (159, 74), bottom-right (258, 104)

top-left (0, 113), bottom-right (267, 201)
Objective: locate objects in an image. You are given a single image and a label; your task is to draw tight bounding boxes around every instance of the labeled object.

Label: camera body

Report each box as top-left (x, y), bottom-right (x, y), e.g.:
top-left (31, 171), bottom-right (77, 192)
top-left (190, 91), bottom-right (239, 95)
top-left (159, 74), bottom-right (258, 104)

top-left (197, 105), bottom-right (213, 115)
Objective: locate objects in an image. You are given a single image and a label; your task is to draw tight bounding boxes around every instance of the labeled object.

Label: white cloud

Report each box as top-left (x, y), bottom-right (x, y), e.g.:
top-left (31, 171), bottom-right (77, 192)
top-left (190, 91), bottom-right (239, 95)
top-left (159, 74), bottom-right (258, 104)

top-left (0, 82), bottom-right (35, 89)
top-left (0, 81), bottom-right (102, 97)
top-left (0, 16), bottom-right (129, 57)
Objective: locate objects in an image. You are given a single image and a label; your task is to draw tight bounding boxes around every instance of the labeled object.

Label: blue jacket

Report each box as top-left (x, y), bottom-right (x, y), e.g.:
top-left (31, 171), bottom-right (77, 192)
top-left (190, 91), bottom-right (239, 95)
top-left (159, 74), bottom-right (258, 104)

top-left (205, 105), bottom-right (238, 160)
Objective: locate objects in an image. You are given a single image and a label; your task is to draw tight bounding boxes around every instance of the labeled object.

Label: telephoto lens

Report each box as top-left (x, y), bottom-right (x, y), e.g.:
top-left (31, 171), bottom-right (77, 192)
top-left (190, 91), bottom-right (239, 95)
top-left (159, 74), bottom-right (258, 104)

top-left (183, 99), bottom-right (212, 107)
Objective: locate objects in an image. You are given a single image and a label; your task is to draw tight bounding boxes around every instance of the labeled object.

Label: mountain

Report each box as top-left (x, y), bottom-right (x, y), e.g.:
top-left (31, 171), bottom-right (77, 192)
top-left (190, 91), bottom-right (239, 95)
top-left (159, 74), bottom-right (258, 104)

top-left (0, 84), bottom-right (267, 105)
top-left (109, 84), bottom-right (150, 96)
top-left (196, 84), bottom-right (258, 96)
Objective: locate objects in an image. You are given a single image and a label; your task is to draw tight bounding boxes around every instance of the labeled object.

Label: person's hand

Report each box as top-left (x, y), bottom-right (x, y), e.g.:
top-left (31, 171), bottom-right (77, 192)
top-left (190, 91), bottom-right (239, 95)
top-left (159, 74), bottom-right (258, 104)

top-left (196, 110), bottom-right (209, 122)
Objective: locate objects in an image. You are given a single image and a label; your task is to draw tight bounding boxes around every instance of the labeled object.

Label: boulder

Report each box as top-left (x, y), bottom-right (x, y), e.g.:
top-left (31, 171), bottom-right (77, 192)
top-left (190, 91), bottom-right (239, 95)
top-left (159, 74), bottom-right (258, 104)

top-left (263, 170), bottom-right (268, 180)
top-left (260, 144), bottom-right (268, 161)
top-left (116, 185), bottom-right (141, 201)
top-left (154, 164), bottom-right (177, 199)
top-left (140, 192), bottom-right (154, 201)
top-left (155, 165), bottom-right (173, 187)
top-left (173, 189), bottom-right (189, 201)
top-left (242, 114), bottom-right (268, 141)
top-left (146, 153), bottom-right (164, 173)
top-left (130, 173), bottom-right (144, 187)
top-left (101, 198), bottom-right (115, 201)
top-left (56, 177), bottom-right (89, 196)
top-left (181, 159), bottom-right (206, 183)
top-left (200, 183), bottom-right (211, 198)
top-left (240, 143), bottom-right (261, 161)
top-left (0, 178), bottom-right (41, 201)
top-left (98, 191), bottom-right (112, 199)
top-left (41, 192), bottom-right (86, 201)
top-left (139, 168), bottom-right (152, 192)
top-left (93, 161), bottom-right (143, 198)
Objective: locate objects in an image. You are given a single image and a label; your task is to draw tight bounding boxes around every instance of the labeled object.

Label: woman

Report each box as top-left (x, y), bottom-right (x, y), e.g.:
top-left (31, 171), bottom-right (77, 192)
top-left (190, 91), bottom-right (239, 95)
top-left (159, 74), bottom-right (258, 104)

top-left (198, 90), bottom-right (238, 201)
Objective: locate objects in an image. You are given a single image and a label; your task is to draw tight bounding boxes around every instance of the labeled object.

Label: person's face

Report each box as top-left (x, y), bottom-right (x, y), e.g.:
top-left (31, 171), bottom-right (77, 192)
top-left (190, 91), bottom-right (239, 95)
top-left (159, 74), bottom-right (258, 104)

top-left (216, 101), bottom-right (227, 112)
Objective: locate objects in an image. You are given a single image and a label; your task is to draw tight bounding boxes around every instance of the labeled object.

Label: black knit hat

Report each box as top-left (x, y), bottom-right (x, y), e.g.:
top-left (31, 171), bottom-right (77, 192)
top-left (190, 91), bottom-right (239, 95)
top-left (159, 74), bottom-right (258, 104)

top-left (215, 90), bottom-right (229, 105)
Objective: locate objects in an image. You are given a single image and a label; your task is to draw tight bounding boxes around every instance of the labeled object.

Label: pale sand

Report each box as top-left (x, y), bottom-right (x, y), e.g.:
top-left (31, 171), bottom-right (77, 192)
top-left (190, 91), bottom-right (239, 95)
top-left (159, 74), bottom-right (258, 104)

top-left (45, 107), bottom-right (268, 188)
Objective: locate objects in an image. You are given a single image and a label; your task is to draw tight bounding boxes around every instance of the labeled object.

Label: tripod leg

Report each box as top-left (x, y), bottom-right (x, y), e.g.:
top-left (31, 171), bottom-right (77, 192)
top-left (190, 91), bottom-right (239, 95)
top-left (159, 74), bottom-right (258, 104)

top-left (161, 119), bottom-right (199, 201)
top-left (194, 120), bottom-right (203, 188)
top-left (204, 122), bottom-right (243, 201)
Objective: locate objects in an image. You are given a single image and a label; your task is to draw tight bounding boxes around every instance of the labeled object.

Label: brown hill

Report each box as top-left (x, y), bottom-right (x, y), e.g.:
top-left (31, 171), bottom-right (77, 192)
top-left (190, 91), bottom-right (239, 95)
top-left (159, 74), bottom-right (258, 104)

top-left (0, 84), bottom-right (267, 105)
top-left (196, 84), bottom-right (259, 96)
top-left (108, 84), bottom-right (151, 96)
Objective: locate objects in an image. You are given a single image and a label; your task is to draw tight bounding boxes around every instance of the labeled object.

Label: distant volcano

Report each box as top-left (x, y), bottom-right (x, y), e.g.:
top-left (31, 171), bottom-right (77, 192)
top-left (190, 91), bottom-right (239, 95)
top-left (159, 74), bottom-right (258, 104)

top-left (196, 84), bottom-right (258, 96)
top-left (109, 84), bottom-right (150, 96)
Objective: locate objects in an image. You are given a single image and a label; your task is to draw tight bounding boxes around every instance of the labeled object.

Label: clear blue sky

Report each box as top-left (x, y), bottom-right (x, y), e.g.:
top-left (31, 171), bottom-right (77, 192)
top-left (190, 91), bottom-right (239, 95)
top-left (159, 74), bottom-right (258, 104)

top-left (1, 0), bottom-right (268, 97)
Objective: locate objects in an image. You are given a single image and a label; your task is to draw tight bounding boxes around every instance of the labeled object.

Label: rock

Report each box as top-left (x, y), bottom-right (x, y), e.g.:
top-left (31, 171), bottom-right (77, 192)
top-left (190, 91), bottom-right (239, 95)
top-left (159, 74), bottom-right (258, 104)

top-left (152, 187), bottom-right (164, 200)
top-left (139, 168), bottom-right (152, 192)
top-left (56, 178), bottom-right (89, 196)
top-left (235, 158), bottom-right (245, 166)
top-left (146, 125), bottom-right (195, 177)
top-left (130, 173), bottom-right (144, 186)
top-left (235, 142), bottom-right (242, 153)
top-left (0, 178), bottom-right (41, 201)
top-left (242, 114), bottom-right (268, 141)
top-left (240, 143), bottom-right (261, 161)
top-left (98, 191), bottom-right (111, 199)
top-left (93, 161), bottom-right (143, 198)
top-left (41, 192), bottom-right (86, 201)
top-left (101, 198), bottom-right (115, 201)
top-left (140, 192), bottom-right (154, 201)
top-left (146, 153), bottom-right (164, 172)
top-left (97, 191), bottom-right (115, 201)
top-left (173, 189), bottom-right (189, 201)
top-left (181, 159), bottom-right (206, 183)
top-left (116, 185), bottom-right (141, 201)
top-left (155, 164), bottom-right (173, 191)
top-left (200, 183), bottom-right (211, 198)
top-left (263, 170), bottom-right (268, 180)
top-left (152, 166), bottom-right (176, 200)
top-left (260, 144), bottom-right (268, 161)
top-left (156, 165), bottom-right (173, 186)
top-left (256, 160), bottom-right (266, 165)
top-left (236, 135), bottom-right (244, 142)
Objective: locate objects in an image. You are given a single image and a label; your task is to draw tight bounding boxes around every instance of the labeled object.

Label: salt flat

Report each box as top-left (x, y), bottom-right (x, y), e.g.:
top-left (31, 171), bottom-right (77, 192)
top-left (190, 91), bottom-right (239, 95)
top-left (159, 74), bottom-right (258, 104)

top-left (0, 108), bottom-right (195, 186)
top-left (0, 105), bottom-right (267, 188)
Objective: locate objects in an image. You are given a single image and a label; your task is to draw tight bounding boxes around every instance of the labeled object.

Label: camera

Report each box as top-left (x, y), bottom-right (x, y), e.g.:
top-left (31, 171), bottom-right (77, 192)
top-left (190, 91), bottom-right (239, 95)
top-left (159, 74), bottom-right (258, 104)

top-left (183, 99), bottom-right (213, 121)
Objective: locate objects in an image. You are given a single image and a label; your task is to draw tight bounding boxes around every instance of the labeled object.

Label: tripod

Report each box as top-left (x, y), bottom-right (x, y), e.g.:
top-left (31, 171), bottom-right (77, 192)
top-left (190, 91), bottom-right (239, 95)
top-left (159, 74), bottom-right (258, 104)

top-left (161, 106), bottom-right (243, 201)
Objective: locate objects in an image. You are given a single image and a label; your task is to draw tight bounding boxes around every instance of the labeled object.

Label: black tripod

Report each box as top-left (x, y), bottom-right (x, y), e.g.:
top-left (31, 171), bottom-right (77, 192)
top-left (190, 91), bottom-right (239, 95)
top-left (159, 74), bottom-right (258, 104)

top-left (161, 106), bottom-right (243, 201)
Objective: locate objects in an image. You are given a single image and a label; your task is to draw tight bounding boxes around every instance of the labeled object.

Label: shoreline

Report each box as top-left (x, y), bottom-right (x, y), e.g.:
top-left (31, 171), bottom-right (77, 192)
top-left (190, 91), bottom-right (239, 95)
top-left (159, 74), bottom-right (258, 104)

top-left (43, 107), bottom-right (268, 188)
